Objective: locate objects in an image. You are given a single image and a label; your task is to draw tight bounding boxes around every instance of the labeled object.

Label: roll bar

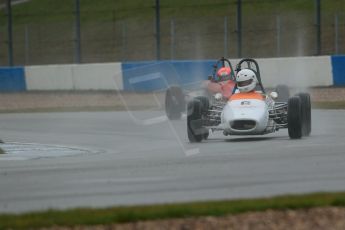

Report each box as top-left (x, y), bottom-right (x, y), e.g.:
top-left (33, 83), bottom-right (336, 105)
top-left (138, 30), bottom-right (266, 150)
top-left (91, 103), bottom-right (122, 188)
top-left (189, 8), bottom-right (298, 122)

top-left (235, 58), bottom-right (265, 94)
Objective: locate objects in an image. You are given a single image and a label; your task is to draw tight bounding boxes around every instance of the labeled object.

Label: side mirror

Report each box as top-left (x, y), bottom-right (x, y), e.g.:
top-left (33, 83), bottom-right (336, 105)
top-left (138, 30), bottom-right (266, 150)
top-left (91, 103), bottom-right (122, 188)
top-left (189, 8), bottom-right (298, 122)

top-left (270, 92), bottom-right (278, 99)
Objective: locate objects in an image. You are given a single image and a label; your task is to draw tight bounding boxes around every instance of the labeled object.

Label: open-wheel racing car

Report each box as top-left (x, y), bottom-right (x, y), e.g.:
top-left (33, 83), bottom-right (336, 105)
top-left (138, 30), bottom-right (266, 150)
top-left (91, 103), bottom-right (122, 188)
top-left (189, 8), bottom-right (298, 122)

top-left (165, 57), bottom-right (236, 120)
top-left (187, 58), bottom-right (311, 142)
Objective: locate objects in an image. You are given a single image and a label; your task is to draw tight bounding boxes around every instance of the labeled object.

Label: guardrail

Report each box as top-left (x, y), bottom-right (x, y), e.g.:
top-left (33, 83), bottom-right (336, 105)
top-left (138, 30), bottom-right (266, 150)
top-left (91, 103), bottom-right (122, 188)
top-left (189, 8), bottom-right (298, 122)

top-left (121, 56), bottom-right (334, 91)
top-left (331, 56), bottom-right (345, 86)
top-left (25, 63), bottom-right (123, 90)
top-left (0, 56), bottom-right (342, 92)
top-left (0, 67), bottom-right (26, 91)
top-left (122, 60), bottom-right (215, 91)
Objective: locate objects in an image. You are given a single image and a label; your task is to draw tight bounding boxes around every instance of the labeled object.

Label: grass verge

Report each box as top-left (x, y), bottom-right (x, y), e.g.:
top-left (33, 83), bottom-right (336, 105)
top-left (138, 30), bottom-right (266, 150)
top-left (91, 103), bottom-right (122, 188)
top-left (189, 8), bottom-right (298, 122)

top-left (1, 192), bottom-right (345, 230)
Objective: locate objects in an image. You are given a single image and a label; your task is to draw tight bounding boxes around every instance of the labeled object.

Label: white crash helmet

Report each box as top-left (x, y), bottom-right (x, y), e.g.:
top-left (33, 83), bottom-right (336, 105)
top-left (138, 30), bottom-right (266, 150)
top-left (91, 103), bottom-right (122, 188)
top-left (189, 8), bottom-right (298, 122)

top-left (236, 69), bottom-right (257, 93)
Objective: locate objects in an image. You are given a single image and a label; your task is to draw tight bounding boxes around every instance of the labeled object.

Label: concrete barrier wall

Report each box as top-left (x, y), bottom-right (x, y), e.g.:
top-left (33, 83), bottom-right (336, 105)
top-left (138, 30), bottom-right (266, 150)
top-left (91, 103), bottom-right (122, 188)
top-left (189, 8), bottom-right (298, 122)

top-left (72, 63), bottom-right (123, 90)
top-left (121, 56), bottom-right (334, 90)
top-left (0, 67), bottom-right (26, 91)
top-left (257, 56), bottom-right (333, 87)
top-left (0, 56), bottom-right (342, 92)
top-left (25, 65), bottom-right (74, 90)
top-left (122, 60), bottom-right (215, 91)
top-left (25, 63), bottom-right (123, 90)
top-left (331, 56), bottom-right (345, 86)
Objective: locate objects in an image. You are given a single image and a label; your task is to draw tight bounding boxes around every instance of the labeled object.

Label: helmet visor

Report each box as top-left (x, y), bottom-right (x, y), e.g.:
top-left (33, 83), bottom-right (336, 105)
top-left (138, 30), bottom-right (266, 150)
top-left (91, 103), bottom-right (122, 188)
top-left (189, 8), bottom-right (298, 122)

top-left (237, 79), bottom-right (253, 87)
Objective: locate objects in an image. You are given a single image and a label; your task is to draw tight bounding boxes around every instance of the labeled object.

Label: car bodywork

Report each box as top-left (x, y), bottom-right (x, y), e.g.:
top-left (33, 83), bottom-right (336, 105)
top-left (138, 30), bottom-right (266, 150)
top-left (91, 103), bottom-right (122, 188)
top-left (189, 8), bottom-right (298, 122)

top-left (165, 57), bottom-right (236, 120)
top-left (187, 58), bottom-right (311, 142)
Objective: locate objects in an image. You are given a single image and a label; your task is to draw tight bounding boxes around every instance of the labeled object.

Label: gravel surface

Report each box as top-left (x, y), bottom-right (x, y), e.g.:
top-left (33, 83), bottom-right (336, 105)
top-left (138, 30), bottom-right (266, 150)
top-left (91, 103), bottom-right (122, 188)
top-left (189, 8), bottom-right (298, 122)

top-left (309, 87), bottom-right (345, 102)
top-left (0, 87), bottom-right (343, 112)
top-left (43, 207), bottom-right (345, 230)
top-left (0, 91), bottom-right (162, 112)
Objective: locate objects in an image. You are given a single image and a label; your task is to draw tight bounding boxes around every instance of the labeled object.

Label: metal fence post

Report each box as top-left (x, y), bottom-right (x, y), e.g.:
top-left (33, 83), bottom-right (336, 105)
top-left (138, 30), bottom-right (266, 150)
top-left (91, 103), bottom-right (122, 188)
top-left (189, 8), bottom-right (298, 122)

top-left (25, 25), bottom-right (30, 65)
top-left (122, 20), bottom-right (127, 61)
top-left (224, 16), bottom-right (228, 58)
top-left (334, 14), bottom-right (339, 54)
top-left (276, 15), bottom-right (281, 57)
top-left (237, 0), bottom-right (242, 58)
top-left (74, 0), bottom-right (81, 63)
top-left (315, 0), bottom-right (321, 55)
top-left (170, 19), bottom-right (175, 60)
top-left (155, 0), bottom-right (161, 60)
top-left (6, 0), bottom-right (14, 66)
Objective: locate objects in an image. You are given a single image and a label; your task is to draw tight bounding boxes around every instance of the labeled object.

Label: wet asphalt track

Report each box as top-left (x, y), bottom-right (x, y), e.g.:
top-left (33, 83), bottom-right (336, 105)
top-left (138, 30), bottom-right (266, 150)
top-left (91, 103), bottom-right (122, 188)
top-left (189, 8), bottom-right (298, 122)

top-left (0, 109), bottom-right (345, 213)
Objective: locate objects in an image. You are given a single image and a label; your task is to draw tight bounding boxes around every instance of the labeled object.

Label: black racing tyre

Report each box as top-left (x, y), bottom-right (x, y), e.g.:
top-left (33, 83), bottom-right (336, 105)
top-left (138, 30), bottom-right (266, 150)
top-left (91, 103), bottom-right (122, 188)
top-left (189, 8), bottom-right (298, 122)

top-left (187, 99), bottom-right (207, 143)
top-left (165, 86), bottom-right (185, 120)
top-left (275, 84), bottom-right (290, 102)
top-left (203, 132), bottom-right (209, 140)
top-left (297, 93), bottom-right (311, 136)
top-left (194, 96), bottom-right (210, 140)
top-left (288, 96), bottom-right (303, 139)
top-left (194, 96), bottom-right (210, 113)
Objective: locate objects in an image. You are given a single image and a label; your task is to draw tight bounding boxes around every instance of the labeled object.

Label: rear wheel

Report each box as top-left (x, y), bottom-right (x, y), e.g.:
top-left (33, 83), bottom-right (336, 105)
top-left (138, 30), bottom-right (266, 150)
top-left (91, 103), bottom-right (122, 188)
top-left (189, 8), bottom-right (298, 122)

top-left (196, 96), bottom-right (210, 140)
top-left (297, 93), bottom-right (311, 136)
top-left (165, 86), bottom-right (185, 120)
top-left (187, 99), bottom-right (208, 143)
top-left (288, 96), bottom-right (303, 139)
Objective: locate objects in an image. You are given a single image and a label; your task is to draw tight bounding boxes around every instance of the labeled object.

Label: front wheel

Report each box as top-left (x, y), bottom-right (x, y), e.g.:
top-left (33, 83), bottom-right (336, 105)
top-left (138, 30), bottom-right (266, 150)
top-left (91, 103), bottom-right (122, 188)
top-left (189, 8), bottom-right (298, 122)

top-left (288, 96), bottom-right (303, 139)
top-left (165, 86), bottom-right (185, 120)
top-left (187, 99), bottom-right (208, 143)
top-left (297, 93), bottom-right (311, 136)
